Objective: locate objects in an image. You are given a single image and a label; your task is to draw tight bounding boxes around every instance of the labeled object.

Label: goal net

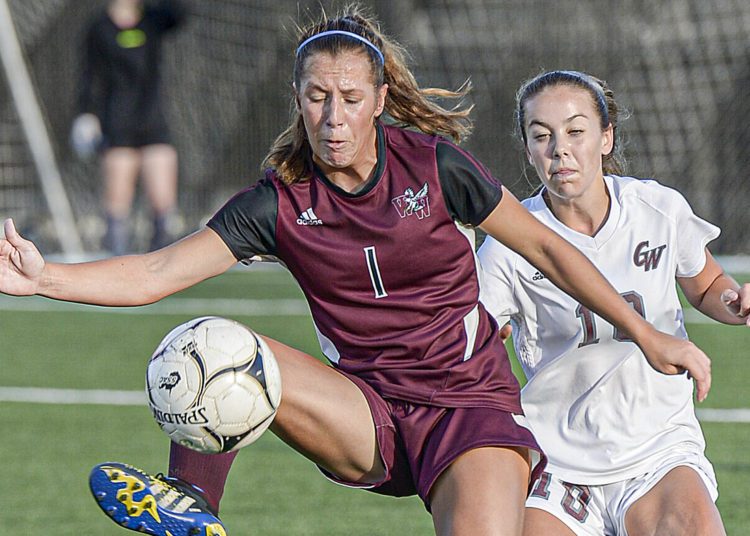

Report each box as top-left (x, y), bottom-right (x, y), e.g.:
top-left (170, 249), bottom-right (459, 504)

top-left (2, 0), bottom-right (749, 256)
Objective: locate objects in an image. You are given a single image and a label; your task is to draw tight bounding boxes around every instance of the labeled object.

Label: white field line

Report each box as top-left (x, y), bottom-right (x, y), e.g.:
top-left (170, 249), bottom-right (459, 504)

top-left (0, 386), bottom-right (748, 423)
top-left (0, 296), bottom-right (721, 324)
top-left (0, 296), bottom-right (310, 316)
top-left (696, 409), bottom-right (750, 423)
top-left (0, 386), bottom-right (145, 406)
top-left (0, 294), bottom-right (741, 418)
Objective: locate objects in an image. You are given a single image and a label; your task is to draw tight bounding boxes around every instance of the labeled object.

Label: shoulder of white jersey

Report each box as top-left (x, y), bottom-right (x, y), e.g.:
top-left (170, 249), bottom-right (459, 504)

top-left (479, 187), bottom-right (547, 276)
top-left (520, 188), bottom-right (546, 213)
top-left (608, 174), bottom-right (692, 220)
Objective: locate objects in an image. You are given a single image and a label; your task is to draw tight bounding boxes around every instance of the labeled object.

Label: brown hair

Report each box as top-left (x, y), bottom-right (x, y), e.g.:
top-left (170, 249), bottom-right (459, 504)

top-left (263, 4), bottom-right (474, 185)
top-left (515, 70), bottom-right (626, 176)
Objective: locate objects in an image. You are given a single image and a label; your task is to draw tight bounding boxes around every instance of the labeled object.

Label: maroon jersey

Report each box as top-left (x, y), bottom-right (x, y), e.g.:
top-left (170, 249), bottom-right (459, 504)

top-left (208, 124), bottom-right (521, 412)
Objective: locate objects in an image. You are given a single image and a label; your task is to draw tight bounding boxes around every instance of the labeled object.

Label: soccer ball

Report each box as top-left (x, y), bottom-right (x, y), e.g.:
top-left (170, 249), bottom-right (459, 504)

top-left (146, 316), bottom-right (282, 454)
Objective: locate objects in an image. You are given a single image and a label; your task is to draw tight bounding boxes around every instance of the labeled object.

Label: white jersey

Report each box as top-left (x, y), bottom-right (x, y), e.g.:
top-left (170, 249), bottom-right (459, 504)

top-left (477, 175), bottom-right (720, 485)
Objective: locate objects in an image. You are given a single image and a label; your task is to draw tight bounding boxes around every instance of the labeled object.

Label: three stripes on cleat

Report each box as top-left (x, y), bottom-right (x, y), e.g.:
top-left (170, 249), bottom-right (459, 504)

top-left (92, 463), bottom-right (227, 535)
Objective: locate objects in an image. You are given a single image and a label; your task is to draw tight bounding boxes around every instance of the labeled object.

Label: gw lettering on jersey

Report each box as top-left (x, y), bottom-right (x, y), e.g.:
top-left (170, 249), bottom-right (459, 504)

top-left (633, 240), bottom-right (667, 271)
top-left (391, 182), bottom-right (430, 220)
top-left (296, 207), bottom-right (323, 226)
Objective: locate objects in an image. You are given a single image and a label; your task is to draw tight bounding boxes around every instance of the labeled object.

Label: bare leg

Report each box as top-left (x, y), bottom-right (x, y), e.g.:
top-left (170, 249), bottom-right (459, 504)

top-left (169, 336), bottom-right (384, 512)
top-left (523, 508), bottom-right (576, 536)
top-left (140, 143), bottom-right (178, 215)
top-left (101, 147), bottom-right (141, 254)
top-left (140, 143), bottom-right (179, 250)
top-left (625, 466), bottom-right (725, 536)
top-left (430, 446), bottom-right (530, 536)
top-left (265, 337), bottom-right (384, 481)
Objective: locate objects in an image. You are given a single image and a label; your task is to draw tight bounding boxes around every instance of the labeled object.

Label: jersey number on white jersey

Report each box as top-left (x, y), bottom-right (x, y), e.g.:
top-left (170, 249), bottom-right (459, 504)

top-left (576, 291), bottom-right (645, 347)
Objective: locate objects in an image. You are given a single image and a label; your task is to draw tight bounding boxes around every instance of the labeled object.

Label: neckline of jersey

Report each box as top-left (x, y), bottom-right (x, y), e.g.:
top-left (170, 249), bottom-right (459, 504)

top-left (311, 122), bottom-right (387, 199)
top-left (537, 175), bottom-right (622, 250)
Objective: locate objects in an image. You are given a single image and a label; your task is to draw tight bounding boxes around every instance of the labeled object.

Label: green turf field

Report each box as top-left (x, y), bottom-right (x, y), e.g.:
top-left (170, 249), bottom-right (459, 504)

top-left (0, 267), bottom-right (748, 534)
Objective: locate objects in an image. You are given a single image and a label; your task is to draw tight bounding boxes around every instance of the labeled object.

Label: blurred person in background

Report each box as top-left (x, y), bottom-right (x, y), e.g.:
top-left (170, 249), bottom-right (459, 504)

top-left (71, 0), bottom-right (184, 255)
top-left (479, 70), bottom-right (750, 536)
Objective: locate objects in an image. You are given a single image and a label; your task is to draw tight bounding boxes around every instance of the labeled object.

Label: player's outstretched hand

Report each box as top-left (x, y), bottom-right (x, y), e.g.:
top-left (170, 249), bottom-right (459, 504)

top-left (720, 284), bottom-right (750, 326)
top-left (499, 322), bottom-right (513, 343)
top-left (0, 218), bottom-right (45, 296)
top-left (638, 329), bottom-right (711, 402)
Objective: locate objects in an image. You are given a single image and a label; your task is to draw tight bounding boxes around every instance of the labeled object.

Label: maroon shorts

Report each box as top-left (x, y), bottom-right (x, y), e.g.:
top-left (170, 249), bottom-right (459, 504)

top-left (320, 371), bottom-right (546, 509)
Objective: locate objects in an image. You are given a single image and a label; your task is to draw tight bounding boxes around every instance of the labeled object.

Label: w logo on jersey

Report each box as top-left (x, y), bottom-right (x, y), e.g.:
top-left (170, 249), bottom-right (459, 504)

top-left (633, 240), bottom-right (667, 271)
top-left (392, 183), bottom-right (431, 220)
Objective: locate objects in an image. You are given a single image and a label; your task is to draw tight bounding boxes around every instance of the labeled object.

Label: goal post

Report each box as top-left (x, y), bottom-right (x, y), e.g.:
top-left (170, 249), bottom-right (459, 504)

top-left (0, 0), bottom-right (83, 259)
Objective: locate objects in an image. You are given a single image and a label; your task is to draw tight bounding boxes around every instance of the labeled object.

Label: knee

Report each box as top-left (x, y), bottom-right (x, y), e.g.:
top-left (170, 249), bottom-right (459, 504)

top-left (657, 511), bottom-right (720, 536)
top-left (629, 500), bottom-right (724, 536)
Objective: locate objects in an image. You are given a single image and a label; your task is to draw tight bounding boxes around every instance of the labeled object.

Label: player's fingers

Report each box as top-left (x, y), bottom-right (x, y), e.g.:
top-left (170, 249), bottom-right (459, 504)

top-left (720, 288), bottom-right (738, 308)
top-left (686, 350), bottom-right (712, 403)
top-left (736, 283), bottom-right (750, 319)
top-left (694, 369), bottom-right (711, 403)
top-left (0, 234), bottom-right (10, 254)
top-left (3, 218), bottom-right (14, 239)
top-left (3, 218), bottom-right (36, 257)
top-left (719, 287), bottom-right (749, 320)
top-left (3, 218), bottom-right (23, 246)
top-left (499, 322), bottom-right (512, 342)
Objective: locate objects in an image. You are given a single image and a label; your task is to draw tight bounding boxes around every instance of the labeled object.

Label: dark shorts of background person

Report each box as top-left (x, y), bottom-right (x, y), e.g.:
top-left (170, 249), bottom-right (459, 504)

top-left (102, 121), bottom-right (171, 149)
top-left (319, 369), bottom-right (547, 511)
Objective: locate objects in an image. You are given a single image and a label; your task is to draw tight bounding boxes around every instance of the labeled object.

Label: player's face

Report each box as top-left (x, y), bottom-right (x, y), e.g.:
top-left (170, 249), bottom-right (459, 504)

top-left (296, 50), bottom-right (387, 187)
top-left (523, 85), bottom-right (613, 202)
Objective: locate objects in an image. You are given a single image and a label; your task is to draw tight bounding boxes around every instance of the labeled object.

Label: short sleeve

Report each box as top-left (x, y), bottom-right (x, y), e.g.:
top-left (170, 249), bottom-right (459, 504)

top-left (477, 235), bottom-right (519, 322)
top-left (148, 0), bottom-right (185, 31)
top-left (671, 190), bottom-right (721, 278)
top-left (436, 140), bottom-right (503, 226)
top-left (207, 177), bottom-right (279, 262)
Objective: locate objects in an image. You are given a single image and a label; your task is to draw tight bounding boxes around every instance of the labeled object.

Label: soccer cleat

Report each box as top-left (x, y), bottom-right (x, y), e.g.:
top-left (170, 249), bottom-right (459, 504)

top-left (89, 462), bottom-right (227, 535)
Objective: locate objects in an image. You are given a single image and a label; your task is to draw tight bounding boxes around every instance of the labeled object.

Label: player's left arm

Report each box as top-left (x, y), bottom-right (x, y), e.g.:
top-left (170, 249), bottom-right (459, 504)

top-left (678, 249), bottom-right (750, 326)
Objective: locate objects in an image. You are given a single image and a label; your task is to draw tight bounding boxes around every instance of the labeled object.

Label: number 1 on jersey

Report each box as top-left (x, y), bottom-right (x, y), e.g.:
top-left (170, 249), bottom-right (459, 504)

top-left (364, 246), bottom-right (388, 299)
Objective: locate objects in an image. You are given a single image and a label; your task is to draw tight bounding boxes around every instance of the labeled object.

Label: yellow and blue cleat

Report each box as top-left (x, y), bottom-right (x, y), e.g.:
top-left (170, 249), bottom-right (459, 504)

top-left (89, 462), bottom-right (227, 536)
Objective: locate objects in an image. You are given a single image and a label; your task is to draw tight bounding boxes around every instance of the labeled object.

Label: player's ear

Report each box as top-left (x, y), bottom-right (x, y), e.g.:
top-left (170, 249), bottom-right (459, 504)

top-left (374, 83), bottom-right (388, 118)
top-left (601, 123), bottom-right (614, 156)
top-left (293, 83), bottom-right (301, 112)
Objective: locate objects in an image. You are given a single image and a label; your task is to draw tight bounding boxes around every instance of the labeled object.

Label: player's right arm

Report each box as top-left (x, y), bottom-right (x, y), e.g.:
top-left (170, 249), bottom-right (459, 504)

top-left (678, 249), bottom-right (750, 326)
top-left (0, 218), bottom-right (236, 306)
